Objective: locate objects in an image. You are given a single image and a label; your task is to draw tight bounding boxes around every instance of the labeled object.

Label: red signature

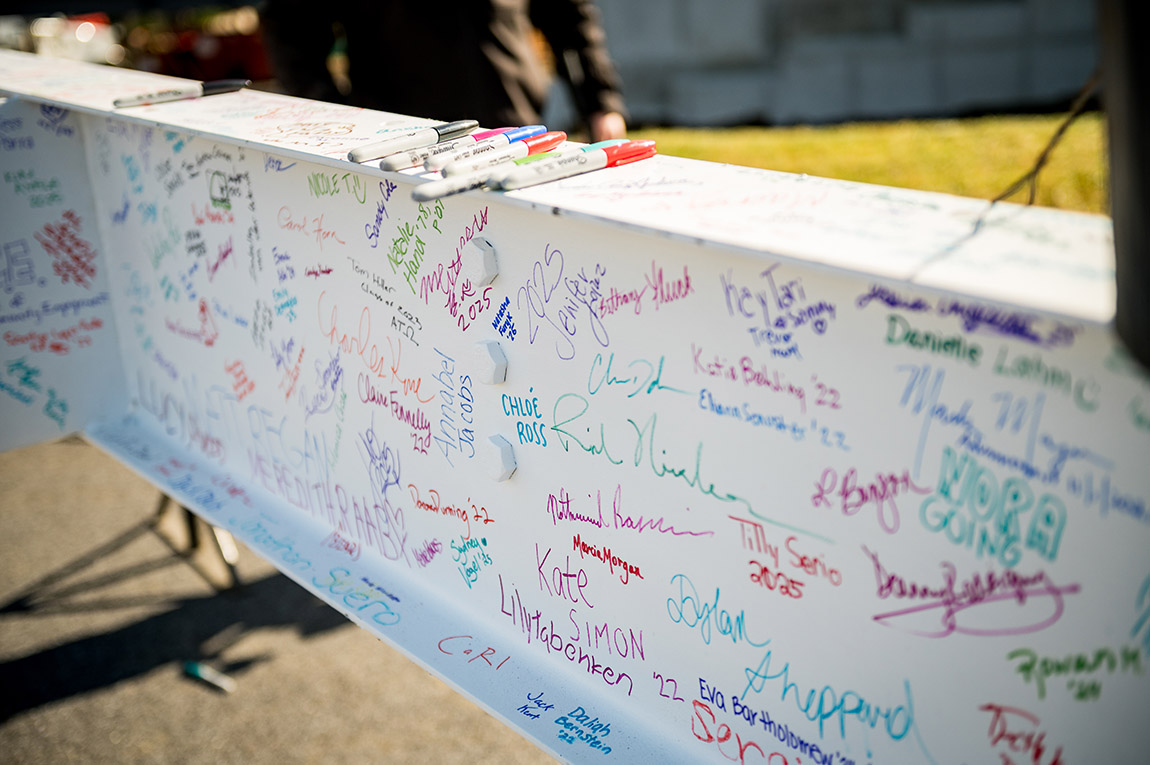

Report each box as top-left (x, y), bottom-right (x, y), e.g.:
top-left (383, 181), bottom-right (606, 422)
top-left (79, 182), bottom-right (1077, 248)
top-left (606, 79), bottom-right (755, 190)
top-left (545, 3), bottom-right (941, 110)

top-left (322, 530), bottom-right (360, 560)
top-left (979, 703), bottom-right (1064, 765)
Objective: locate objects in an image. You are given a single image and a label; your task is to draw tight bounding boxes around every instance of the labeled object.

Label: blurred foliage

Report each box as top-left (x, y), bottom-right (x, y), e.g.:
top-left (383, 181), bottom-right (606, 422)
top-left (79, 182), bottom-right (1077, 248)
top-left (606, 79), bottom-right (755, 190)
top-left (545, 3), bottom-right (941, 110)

top-left (639, 113), bottom-right (1108, 215)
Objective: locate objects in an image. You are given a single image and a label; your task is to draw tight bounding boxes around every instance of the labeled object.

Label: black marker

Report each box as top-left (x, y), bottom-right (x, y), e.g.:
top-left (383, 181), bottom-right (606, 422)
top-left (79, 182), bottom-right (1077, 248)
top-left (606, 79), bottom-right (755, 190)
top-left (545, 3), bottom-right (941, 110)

top-left (112, 79), bottom-right (251, 108)
top-left (348, 119), bottom-right (479, 164)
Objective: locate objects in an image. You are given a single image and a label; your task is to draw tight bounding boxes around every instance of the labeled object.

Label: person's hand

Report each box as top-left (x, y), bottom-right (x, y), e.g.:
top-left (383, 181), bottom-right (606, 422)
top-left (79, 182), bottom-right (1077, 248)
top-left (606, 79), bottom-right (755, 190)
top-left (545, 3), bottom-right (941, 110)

top-left (588, 111), bottom-right (627, 142)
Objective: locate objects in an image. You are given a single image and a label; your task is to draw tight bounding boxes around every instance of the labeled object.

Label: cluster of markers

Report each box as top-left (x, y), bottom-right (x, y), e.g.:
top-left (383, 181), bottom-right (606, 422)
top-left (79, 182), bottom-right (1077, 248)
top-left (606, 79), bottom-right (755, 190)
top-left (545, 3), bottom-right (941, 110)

top-left (107, 82), bottom-right (654, 200)
top-left (346, 119), bottom-right (657, 201)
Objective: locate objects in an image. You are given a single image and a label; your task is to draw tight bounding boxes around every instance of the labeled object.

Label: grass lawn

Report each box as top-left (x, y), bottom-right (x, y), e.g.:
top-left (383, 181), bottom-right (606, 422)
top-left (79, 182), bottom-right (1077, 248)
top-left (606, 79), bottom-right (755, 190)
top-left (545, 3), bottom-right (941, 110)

top-left (638, 113), bottom-right (1108, 215)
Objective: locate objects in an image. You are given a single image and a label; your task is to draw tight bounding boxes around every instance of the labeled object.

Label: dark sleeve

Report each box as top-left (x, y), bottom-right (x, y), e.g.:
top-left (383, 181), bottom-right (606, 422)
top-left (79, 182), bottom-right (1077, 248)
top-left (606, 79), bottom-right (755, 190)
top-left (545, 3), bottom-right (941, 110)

top-left (258, 0), bottom-right (344, 104)
top-left (528, 0), bottom-right (628, 121)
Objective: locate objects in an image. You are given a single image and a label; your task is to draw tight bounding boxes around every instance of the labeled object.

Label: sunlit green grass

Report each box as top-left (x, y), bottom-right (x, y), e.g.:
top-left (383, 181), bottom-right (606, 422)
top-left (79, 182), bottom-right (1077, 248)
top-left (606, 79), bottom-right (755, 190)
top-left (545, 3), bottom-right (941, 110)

top-left (638, 113), bottom-right (1108, 215)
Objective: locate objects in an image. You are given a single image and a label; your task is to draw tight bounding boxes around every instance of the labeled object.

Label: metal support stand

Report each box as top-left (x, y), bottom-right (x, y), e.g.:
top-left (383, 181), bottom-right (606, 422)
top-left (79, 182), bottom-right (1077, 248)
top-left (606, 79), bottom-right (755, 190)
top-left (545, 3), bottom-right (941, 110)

top-left (152, 493), bottom-right (242, 591)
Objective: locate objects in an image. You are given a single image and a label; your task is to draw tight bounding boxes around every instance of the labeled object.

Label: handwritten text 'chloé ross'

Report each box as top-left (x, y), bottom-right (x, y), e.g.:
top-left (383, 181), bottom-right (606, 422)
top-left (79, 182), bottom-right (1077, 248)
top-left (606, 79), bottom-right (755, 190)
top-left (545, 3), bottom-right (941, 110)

top-left (316, 290), bottom-right (432, 403)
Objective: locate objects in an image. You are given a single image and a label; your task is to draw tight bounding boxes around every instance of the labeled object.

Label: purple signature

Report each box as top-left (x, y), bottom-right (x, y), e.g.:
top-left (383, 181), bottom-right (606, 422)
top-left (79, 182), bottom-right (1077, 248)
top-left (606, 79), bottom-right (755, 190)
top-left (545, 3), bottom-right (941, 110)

top-left (863, 546), bottom-right (1080, 638)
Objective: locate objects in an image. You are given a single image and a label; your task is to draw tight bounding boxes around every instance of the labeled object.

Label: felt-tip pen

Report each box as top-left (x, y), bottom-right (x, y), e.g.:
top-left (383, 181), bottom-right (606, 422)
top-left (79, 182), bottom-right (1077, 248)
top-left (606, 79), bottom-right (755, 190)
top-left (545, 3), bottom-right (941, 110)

top-left (441, 131), bottom-right (567, 176)
top-left (379, 127), bottom-right (514, 171)
top-left (112, 79), bottom-right (250, 108)
top-left (348, 119), bottom-right (479, 164)
top-left (184, 661), bottom-right (236, 693)
top-left (411, 151), bottom-right (559, 202)
top-left (411, 140), bottom-right (626, 202)
top-left (499, 139), bottom-right (657, 191)
top-left (423, 124), bottom-right (545, 171)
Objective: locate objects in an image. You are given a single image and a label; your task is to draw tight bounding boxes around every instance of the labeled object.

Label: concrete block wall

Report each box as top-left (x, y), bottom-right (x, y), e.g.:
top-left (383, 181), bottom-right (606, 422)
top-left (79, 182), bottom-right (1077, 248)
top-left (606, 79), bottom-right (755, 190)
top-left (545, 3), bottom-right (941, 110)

top-left (591, 0), bottom-right (1099, 126)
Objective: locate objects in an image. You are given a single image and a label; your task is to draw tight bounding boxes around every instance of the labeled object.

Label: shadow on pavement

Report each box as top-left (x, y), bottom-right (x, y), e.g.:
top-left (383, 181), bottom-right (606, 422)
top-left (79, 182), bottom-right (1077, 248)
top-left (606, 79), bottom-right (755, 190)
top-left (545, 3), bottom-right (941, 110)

top-left (0, 520), bottom-right (349, 723)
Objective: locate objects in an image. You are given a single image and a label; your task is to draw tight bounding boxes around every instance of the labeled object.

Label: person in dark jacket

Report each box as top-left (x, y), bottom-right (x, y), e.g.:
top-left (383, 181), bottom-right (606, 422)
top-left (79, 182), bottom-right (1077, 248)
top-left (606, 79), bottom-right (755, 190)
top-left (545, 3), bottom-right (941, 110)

top-left (259, 0), bottom-right (628, 141)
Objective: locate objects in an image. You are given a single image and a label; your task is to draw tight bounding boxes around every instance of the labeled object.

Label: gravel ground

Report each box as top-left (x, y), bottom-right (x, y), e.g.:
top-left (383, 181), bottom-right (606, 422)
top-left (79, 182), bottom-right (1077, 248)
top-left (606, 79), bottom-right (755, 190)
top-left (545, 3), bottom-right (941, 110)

top-left (0, 436), bottom-right (555, 764)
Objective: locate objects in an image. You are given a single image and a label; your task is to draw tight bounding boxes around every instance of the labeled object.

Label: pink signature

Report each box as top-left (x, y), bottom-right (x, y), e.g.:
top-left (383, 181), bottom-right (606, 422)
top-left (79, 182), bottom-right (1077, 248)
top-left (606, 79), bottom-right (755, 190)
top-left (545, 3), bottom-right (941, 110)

top-left (864, 546), bottom-right (1080, 638)
top-left (812, 466), bottom-right (930, 534)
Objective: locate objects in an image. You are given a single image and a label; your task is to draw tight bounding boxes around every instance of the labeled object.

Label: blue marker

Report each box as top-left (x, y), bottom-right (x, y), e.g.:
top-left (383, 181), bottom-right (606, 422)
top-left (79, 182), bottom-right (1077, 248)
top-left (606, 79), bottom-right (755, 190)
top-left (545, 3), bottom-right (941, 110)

top-left (424, 125), bottom-right (546, 171)
top-left (411, 140), bottom-right (627, 202)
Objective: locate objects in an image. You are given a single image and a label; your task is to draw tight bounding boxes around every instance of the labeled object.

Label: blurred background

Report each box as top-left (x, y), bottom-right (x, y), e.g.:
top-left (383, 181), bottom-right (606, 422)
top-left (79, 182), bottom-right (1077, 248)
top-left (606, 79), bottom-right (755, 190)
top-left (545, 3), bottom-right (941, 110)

top-left (0, 0), bottom-right (1107, 212)
top-left (0, 2), bottom-right (1120, 763)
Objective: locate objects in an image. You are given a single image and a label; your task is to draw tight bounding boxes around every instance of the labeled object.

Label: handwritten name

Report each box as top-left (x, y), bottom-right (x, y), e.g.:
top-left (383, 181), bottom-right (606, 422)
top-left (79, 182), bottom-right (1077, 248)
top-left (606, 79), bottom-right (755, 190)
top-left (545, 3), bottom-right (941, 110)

top-left (278, 206), bottom-right (346, 250)
top-left (864, 546), bottom-right (1080, 638)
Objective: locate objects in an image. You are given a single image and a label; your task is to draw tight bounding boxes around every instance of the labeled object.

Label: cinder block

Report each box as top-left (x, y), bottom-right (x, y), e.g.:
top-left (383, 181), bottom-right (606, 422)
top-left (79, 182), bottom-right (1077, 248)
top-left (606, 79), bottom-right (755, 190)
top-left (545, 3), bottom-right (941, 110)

top-left (1027, 37), bottom-right (1100, 102)
top-left (668, 68), bottom-right (772, 126)
top-left (780, 0), bottom-right (901, 36)
top-left (784, 33), bottom-right (887, 61)
top-left (781, 34), bottom-right (941, 120)
top-left (596, 0), bottom-right (688, 67)
top-left (1028, 0), bottom-right (1097, 37)
top-left (941, 45), bottom-right (1026, 111)
top-left (612, 63), bottom-right (673, 125)
top-left (771, 47), bottom-right (853, 124)
top-left (855, 47), bottom-right (940, 119)
top-left (907, 2), bottom-right (1029, 43)
top-left (623, 99), bottom-right (670, 127)
top-left (680, 0), bottom-right (772, 66)
top-left (773, 33), bottom-right (946, 122)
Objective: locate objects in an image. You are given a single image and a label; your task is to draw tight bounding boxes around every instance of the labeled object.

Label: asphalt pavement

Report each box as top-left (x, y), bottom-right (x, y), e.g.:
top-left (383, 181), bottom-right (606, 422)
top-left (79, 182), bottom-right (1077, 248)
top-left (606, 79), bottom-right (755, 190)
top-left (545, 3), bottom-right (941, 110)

top-left (0, 435), bottom-right (555, 764)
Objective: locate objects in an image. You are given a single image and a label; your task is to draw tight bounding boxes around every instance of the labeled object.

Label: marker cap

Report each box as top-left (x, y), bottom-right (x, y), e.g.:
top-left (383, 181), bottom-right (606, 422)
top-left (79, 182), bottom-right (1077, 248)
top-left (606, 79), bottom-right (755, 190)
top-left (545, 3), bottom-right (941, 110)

top-left (583, 139), bottom-right (629, 150)
top-left (440, 131), bottom-right (570, 177)
top-left (425, 124), bottom-right (549, 171)
top-left (201, 79), bottom-right (251, 96)
top-left (499, 124), bottom-right (547, 143)
top-left (434, 119), bottom-right (481, 139)
top-left (601, 140), bottom-right (658, 167)
top-left (471, 127), bottom-right (516, 141)
top-left (521, 131), bottom-right (567, 154)
top-left (497, 138), bottom-right (657, 191)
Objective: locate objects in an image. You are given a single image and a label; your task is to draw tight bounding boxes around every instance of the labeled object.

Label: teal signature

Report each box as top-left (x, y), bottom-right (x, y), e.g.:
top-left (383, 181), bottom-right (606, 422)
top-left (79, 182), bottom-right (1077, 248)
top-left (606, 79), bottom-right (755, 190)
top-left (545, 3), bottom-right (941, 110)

top-left (588, 352), bottom-right (691, 399)
top-left (551, 394), bottom-right (832, 542)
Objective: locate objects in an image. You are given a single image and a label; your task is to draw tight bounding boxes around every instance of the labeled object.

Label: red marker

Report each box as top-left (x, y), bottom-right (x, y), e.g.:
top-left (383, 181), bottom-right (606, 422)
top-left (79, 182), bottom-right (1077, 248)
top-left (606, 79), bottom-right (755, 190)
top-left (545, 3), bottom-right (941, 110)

top-left (498, 139), bottom-right (657, 191)
top-left (441, 131), bottom-right (568, 177)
